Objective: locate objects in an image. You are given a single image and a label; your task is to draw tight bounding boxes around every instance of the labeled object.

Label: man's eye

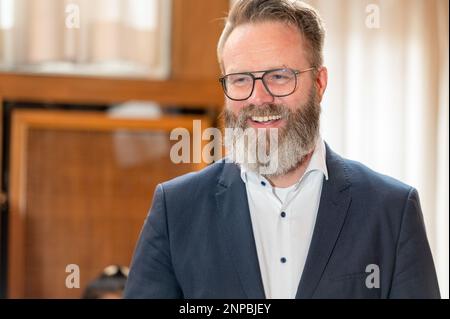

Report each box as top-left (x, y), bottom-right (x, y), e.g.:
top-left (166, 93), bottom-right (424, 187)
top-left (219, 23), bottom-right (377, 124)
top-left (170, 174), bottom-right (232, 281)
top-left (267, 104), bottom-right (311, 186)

top-left (268, 74), bottom-right (290, 81)
top-left (231, 76), bottom-right (251, 86)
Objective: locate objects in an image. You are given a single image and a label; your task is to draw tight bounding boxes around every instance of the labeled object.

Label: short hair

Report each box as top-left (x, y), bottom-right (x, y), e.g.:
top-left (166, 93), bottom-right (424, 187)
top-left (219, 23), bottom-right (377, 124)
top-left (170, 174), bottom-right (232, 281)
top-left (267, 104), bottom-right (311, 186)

top-left (217, 0), bottom-right (325, 71)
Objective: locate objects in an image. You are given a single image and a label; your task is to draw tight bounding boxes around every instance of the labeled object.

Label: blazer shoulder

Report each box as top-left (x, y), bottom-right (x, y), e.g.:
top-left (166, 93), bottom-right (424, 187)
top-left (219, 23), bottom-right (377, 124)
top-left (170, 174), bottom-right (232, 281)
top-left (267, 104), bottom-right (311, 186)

top-left (160, 160), bottom-right (230, 195)
top-left (342, 157), bottom-right (415, 198)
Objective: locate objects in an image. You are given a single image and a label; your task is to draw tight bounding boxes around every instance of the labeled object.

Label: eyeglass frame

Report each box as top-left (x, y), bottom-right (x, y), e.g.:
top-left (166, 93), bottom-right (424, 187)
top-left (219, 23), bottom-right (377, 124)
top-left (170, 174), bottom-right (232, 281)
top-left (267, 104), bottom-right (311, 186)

top-left (219, 67), bottom-right (316, 101)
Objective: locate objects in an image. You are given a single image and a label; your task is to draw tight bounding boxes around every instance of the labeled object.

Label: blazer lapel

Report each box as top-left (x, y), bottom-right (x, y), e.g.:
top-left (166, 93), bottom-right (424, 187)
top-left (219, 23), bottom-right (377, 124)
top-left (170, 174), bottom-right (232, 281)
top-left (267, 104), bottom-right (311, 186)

top-left (215, 162), bottom-right (266, 299)
top-left (296, 145), bottom-right (352, 298)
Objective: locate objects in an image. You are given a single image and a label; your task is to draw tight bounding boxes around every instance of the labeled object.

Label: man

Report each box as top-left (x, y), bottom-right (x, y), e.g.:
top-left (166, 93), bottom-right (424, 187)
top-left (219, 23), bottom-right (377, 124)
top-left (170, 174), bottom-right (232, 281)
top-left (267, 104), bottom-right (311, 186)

top-left (124, 0), bottom-right (440, 298)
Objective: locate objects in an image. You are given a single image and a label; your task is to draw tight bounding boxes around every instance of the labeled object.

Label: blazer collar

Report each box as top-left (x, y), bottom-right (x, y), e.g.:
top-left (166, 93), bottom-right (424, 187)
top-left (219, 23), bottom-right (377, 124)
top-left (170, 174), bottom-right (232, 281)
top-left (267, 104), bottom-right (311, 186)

top-left (295, 143), bottom-right (352, 298)
top-left (216, 161), bottom-right (266, 298)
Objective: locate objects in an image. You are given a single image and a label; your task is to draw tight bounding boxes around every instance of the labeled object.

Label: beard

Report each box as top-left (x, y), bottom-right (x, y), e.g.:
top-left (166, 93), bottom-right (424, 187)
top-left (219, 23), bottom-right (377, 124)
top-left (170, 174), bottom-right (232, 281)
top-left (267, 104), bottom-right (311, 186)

top-left (222, 87), bottom-right (321, 178)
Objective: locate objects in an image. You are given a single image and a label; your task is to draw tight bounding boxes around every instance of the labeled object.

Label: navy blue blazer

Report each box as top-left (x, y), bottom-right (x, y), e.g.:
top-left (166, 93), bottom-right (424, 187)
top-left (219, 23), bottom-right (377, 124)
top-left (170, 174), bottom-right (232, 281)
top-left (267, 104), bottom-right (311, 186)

top-left (124, 145), bottom-right (440, 299)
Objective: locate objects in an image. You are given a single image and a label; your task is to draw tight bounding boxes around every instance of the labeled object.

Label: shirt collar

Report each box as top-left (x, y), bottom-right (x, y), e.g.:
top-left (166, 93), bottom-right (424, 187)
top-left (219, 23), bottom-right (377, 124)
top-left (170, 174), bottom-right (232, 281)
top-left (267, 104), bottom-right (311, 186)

top-left (240, 137), bottom-right (329, 186)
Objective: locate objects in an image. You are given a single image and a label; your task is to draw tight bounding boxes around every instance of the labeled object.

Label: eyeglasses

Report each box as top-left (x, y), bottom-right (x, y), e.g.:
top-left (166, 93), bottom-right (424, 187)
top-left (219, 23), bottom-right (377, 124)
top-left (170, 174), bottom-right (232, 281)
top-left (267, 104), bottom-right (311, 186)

top-left (219, 67), bottom-right (315, 101)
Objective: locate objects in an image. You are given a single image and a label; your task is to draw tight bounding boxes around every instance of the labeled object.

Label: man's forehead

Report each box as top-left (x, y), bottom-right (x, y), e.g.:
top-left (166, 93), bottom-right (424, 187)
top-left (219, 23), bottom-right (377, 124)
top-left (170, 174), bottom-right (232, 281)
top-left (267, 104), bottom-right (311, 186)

top-left (224, 48), bottom-right (288, 72)
top-left (225, 21), bottom-right (303, 49)
top-left (221, 21), bottom-right (307, 73)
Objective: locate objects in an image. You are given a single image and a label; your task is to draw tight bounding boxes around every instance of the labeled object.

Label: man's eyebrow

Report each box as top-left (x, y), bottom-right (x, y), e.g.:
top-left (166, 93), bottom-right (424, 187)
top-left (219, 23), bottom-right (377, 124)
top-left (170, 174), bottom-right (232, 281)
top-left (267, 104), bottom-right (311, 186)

top-left (226, 65), bottom-right (289, 74)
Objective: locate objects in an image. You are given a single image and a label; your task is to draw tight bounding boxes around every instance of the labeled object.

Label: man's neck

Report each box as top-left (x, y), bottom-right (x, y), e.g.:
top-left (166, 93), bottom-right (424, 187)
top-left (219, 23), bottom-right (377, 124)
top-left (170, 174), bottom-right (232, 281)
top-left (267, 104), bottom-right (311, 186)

top-left (266, 151), bottom-right (314, 188)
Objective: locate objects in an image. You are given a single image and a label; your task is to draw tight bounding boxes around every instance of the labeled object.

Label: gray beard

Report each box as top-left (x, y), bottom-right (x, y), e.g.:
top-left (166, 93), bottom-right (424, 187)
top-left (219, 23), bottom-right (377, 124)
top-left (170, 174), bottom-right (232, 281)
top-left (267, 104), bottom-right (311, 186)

top-left (222, 87), bottom-right (321, 178)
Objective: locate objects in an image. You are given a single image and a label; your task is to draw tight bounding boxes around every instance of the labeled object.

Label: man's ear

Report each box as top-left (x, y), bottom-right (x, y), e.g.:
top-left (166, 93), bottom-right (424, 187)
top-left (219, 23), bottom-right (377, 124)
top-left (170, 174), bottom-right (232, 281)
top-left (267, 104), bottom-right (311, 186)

top-left (315, 66), bottom-right (328, 102)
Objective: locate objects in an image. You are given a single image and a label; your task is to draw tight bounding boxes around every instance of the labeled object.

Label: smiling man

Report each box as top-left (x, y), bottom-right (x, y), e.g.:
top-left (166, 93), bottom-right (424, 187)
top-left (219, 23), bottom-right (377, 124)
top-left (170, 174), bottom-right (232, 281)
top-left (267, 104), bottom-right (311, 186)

top-left (124, 0), bottom-right (440, 299)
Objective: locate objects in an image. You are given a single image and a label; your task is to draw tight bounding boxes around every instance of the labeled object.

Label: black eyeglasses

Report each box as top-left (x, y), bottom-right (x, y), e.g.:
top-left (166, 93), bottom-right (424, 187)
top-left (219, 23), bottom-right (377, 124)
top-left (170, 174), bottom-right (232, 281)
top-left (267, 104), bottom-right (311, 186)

top-left (219, 67), bottom-right (315, 101)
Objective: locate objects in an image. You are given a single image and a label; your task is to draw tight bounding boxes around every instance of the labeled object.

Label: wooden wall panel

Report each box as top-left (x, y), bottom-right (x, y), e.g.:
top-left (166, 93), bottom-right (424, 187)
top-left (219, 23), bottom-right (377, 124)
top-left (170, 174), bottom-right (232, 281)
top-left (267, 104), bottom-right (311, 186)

top-left (171, 0), bottom-right (229, 80)
top-left (8, 110), bottom-right (211, 298)
top-left (0, 74), bottom-right (224, 108)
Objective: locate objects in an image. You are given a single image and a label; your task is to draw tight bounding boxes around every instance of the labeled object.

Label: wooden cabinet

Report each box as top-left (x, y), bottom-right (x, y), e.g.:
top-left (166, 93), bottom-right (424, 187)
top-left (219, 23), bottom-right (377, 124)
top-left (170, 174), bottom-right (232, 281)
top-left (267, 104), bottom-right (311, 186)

top-left (8, 110), bottom-right (212, 298)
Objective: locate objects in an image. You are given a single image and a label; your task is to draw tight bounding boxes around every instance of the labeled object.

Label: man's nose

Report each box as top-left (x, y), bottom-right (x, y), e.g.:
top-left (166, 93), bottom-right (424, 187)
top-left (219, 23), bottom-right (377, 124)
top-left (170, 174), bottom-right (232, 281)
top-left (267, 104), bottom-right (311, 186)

top-left (248, 79), bottom-right (274, 105)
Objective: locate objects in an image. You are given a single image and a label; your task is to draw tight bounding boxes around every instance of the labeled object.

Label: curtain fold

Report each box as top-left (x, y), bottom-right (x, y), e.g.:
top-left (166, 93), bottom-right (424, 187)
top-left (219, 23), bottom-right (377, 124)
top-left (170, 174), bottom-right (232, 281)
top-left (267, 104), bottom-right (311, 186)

top-left (435, 0), bottom-right (449, 300)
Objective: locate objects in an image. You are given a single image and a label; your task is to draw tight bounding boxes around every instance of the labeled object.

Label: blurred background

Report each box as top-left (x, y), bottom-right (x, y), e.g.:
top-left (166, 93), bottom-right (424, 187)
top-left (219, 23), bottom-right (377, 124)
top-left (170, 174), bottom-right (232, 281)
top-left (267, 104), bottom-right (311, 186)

top-left (0, 0), bottom-right (448, 299)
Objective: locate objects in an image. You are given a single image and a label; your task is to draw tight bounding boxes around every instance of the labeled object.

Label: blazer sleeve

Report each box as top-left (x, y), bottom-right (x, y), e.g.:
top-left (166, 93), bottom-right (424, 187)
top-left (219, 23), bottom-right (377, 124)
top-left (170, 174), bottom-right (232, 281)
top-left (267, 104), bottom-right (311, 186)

top-left (389, 188), bottom-right (441, 298)
top-left (124, 184), bottom-right (183, 298)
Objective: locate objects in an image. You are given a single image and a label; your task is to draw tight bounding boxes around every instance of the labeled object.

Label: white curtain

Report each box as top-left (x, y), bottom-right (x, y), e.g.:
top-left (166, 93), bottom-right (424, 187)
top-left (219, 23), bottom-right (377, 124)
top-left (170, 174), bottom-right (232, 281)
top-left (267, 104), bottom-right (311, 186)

top-left (306, 0), bottom-right (449, 298)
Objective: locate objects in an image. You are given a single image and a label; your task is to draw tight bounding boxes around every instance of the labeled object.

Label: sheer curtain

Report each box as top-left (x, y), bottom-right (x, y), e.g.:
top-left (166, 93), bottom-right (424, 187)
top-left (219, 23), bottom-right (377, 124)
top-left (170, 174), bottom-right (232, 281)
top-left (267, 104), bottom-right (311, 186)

top-left (0, 0), bottom-right (171, 78)
top-left (307, 0), bottom-right (449, 298)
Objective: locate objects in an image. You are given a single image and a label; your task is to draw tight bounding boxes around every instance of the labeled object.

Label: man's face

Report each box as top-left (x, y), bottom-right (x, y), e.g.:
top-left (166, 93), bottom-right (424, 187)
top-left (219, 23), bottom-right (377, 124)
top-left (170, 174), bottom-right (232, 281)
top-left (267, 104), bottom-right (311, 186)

top-left (221, 21), bottom-right (325, 177)
top-left (222, 21), bottom-right (316, 129)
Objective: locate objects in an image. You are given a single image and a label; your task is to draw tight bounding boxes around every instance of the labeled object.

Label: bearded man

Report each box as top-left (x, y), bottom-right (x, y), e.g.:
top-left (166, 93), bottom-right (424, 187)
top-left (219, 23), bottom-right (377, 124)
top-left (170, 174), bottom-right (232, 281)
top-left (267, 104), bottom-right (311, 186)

top-left (124, 0), bottom-right (440, 299)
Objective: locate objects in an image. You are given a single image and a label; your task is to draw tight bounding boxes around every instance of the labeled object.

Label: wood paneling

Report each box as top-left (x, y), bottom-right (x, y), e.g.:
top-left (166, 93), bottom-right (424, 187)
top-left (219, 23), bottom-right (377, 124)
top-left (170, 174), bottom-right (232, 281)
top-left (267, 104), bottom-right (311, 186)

top-left (0, 74), bottom-right (224, 108)
top-left (171, 0), bottom-right (228, 80)
top-left (8, 109), bottom-right (212, 298)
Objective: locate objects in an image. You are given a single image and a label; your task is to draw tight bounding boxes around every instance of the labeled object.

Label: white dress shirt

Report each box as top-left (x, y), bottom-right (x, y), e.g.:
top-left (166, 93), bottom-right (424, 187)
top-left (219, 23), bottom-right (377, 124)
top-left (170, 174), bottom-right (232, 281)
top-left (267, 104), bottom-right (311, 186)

top-left (240, 137), bottom-right (328, 299)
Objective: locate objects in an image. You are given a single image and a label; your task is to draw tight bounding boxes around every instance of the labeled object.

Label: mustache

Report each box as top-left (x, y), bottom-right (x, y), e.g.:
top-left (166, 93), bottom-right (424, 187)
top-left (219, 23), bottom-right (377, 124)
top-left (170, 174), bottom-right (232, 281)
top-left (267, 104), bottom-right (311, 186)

top-left (238, 103), bottom-right (290, 118)
top-left (222, 103), bottom-right (292, 129)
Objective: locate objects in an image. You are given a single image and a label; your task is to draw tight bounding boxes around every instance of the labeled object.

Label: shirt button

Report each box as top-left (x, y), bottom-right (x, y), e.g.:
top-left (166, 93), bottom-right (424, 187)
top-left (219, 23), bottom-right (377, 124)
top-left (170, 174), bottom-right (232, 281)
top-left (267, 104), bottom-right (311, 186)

top-left (280, 257), bottom-right (287, 264)
top-left (280, 212), bottom-right (286, 218)
top-left (261, 181), bottom-right (266, 186)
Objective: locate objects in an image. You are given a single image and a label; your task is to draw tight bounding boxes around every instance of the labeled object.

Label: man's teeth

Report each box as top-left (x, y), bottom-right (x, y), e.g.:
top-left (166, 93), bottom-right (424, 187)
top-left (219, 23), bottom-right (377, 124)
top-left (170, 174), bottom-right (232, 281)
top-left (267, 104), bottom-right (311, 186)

top-left (251, 115), bottom-right (282, 123)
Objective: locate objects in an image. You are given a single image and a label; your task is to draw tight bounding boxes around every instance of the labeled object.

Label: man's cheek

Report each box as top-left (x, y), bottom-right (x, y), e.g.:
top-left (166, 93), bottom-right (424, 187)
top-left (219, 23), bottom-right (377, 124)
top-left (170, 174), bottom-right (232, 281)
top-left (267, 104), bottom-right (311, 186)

top-left (227, 101), bottom-right (245, 114)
